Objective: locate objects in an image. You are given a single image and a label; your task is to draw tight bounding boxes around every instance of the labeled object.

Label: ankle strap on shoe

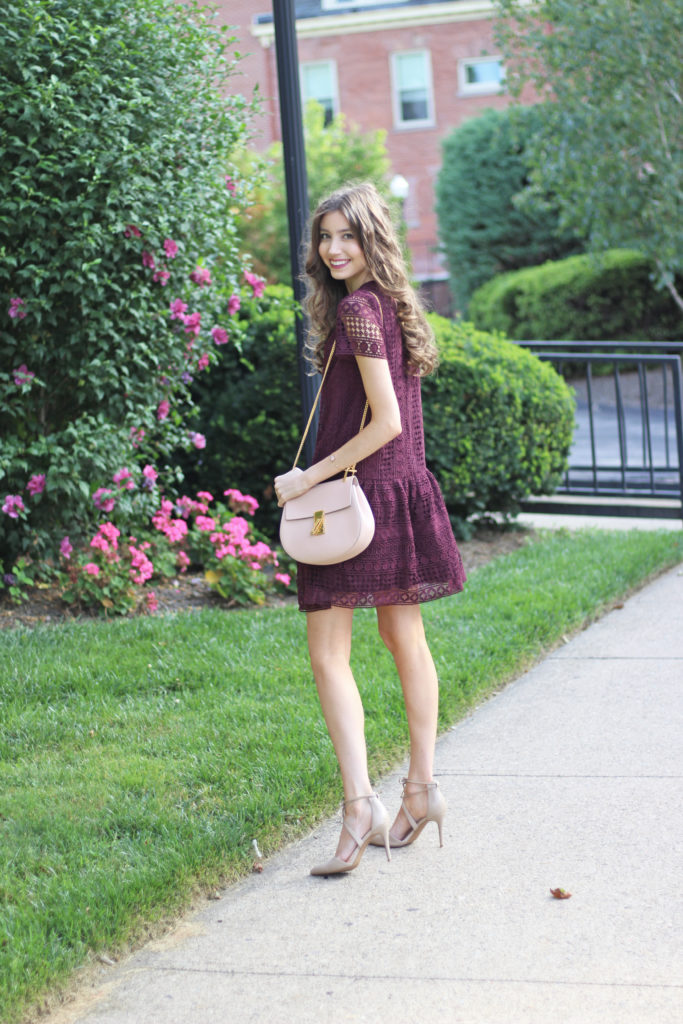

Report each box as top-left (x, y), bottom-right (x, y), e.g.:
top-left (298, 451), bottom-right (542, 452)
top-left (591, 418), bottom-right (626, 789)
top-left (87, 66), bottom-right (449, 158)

top-left (343, 792), bottom-right (376, 809)
top-left (401, 778), bottom-right (439, 789)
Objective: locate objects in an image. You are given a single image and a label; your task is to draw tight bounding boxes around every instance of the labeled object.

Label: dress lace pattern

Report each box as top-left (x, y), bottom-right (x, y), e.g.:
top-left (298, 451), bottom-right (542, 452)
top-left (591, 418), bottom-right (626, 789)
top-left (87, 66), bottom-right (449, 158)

top-left (297, 281), bottom-right (466, 612)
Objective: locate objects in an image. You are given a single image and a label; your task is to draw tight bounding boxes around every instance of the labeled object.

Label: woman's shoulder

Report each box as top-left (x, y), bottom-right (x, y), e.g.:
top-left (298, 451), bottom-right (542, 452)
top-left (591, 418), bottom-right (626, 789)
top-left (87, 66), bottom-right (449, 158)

top-left (337, 281), bottom-right (390, 322)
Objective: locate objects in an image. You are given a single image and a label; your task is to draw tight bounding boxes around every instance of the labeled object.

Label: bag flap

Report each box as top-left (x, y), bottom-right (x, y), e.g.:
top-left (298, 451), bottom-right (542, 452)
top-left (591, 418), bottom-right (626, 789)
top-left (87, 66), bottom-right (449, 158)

top-left (283, 478), bottom-right (355, 522)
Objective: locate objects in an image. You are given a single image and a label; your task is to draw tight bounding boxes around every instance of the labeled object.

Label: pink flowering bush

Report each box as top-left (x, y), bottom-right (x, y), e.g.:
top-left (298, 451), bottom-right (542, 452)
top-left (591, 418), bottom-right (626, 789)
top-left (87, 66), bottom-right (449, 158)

top-left (55, 485), bottom-right (293, 615)
top-left (0, 0), bottom-right (261, 582)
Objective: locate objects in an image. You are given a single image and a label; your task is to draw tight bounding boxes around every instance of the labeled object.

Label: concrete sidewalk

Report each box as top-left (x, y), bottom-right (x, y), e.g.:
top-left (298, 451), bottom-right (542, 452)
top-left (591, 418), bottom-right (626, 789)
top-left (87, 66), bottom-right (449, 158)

top-left (51, 559), bottom-right (683, 1024)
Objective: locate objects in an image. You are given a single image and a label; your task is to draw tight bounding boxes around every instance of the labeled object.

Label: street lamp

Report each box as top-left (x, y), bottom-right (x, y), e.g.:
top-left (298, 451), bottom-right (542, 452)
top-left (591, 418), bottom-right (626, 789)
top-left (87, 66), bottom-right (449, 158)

top-left (389, 173), bottom-right (410, 203)
top-left (272, 1), bottom-right (319, 465)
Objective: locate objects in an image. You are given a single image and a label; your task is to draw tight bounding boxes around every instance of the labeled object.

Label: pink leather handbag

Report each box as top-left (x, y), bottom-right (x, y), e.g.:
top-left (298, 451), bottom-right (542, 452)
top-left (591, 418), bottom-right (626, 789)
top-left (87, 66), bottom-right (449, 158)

top-left (279, 341), bottom-right (375, 565)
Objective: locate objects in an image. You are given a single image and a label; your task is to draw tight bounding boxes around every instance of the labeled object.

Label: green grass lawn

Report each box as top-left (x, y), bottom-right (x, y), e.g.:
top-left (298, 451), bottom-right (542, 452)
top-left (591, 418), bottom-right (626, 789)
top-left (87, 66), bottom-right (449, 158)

top-left (1, 528), bottom-right (682, 1022)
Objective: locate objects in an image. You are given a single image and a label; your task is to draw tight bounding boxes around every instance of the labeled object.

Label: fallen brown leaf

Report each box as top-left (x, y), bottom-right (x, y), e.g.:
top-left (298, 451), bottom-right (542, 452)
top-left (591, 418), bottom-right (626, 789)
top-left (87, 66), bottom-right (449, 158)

top-left (550, 887), bottom-right (572, 900)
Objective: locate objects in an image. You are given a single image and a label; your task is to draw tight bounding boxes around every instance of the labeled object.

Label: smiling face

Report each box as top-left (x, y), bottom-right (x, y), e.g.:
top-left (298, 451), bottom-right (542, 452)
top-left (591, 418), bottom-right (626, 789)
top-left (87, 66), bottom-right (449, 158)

top-left (318, 210), bottom-right (372, 293)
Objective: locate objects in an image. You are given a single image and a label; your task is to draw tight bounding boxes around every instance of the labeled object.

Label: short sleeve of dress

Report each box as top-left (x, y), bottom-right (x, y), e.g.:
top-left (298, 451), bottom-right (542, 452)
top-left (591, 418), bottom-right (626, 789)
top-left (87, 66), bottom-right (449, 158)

top-left (336, 291), bottom-right (386, 359)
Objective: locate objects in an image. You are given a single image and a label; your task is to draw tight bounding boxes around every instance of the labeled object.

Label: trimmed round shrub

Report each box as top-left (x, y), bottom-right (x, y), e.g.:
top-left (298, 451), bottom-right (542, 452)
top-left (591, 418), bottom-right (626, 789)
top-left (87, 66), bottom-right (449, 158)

top-left (435, 106), bottom-right (582, 314)
top-left (468, 249), bottom-right (683, 341)
top-left (422, 317), bottom-right (575, 531)
top-left (182, 289), bottom-right (575, 538)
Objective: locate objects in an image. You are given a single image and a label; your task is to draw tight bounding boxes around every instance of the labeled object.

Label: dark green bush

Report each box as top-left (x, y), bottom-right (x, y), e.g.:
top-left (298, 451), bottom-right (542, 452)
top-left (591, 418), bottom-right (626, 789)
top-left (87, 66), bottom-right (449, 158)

top-left (468, 249), bottom-right (683, 340)
top-left (435, 106), bottom-right (581, 314)
top-left (422, 317), bottom-right (575, 531)
top-left (177, 285), bottom-right (301, 534)
top-left (183, 289), bottom-right (574, 538)
top-left (0, 0), bottom-right (253, 571)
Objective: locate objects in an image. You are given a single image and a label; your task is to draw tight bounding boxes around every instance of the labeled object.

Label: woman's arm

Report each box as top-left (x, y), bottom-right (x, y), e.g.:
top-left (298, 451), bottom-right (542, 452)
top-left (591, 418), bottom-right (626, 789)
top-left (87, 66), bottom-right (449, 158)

top-left (274, 355), bottom-right (401, 506)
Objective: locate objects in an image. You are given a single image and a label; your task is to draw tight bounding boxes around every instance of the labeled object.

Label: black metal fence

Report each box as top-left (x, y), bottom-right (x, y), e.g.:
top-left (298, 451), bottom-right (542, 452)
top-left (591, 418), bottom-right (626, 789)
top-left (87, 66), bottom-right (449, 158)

top-left (517, 342), bottom-right (683, 523)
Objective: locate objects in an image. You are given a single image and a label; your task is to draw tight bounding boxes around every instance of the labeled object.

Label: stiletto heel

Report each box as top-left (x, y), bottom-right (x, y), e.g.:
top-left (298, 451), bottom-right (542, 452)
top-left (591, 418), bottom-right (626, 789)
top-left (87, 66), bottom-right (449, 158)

top-left (310, 793), bottom-right (391, 877)
top-left (371, 778), bottom-right (447, 849)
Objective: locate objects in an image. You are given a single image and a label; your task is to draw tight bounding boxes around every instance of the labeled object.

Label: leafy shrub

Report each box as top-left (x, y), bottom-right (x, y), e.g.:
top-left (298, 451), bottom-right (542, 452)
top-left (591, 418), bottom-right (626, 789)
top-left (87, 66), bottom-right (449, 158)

top-left (176, 285), bottom-right (302, 535)
top-left (435, 106), bottom-right (582, 314)
top-left (422, 317), bottom-right (575, 532)
top-left (468, 249), bottom-right (683, 340)
top-left (0, 0), bottom-right (255, 572)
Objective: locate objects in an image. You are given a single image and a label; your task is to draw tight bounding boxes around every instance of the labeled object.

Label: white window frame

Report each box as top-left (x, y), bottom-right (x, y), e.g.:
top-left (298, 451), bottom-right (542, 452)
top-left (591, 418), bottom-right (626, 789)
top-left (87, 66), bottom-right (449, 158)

top-left (390, 49), bottom-right (435, 130)
top-left (322, 0), bottom-right (409, 9)
top-left (458, 56), bottom-right (506, 97)
top-left (300, 60), bottom-right (339, 123)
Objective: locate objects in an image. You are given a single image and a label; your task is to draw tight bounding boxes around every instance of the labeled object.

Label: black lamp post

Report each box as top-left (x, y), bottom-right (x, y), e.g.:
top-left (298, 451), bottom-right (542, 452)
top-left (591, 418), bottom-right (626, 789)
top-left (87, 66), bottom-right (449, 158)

top-left (272, 1), bottom-right (319, 465)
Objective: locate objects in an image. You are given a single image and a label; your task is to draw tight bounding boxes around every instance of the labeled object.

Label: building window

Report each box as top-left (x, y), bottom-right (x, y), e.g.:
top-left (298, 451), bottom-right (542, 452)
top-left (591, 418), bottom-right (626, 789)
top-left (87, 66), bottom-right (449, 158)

top-left (391, 50), bottom-right (434, 128)
top-left (458, 57), bottom-right (505, 96)
top-left (301, 61), bottom-right (339, 125)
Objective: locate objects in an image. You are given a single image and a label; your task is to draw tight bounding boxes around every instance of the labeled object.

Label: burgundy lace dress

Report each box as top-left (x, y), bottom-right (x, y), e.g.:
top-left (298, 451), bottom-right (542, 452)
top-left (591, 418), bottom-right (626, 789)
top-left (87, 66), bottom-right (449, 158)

top-left (297, 280), bottom-right (466, 612)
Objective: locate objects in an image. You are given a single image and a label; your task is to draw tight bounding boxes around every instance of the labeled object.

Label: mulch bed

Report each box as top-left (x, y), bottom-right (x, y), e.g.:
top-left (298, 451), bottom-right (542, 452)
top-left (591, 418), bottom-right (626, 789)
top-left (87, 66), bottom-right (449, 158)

top-left (0, 526), bottom-right (532, 631)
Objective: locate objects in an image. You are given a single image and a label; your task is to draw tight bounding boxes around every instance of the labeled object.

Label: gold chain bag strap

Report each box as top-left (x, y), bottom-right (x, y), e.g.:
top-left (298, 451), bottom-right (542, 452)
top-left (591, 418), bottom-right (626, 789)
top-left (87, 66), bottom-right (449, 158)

top-left (279, 339), bottom-right (376, 566)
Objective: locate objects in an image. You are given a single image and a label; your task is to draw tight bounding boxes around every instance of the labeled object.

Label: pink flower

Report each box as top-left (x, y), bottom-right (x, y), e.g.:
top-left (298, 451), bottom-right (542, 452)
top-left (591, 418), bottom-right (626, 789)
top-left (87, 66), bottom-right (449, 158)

top-left (124, 224), bottom-right (142, 238)
top-left (157, 399), bottom-right (170, 421)
top-left (211, 326), bottom-right (229, 346)
top-left (163, 238), bottom-right (179, 259)
top-left (142, 464), bottom-right (158, 487)
top-left (141, 250), bottom-right (156, 269)
top-left (129, 545), bottom-right (154, 584)
top-left (197, 353), bottom-right (209, 371)
top-left (26, 473), bottom-right (46, 496)
top-left (93, 487), bottom-right (116, 512)
top-left (197, 491), bottom-right (213, 503)
top-left (2, 494), bottom-right (25, 518)
top-left (146, 590), bottom-right (158, 613)
top-left (224, 515), bottom-right (250, 541)
top-left (224, 489), bottom-right (259, 515)
top-left (113, 467), bottom-right (135, 491)
top-left (153, 266), bottom-right (170, 285)
top-left (169, 298), bottom-right (188, 320)
top-left (189, 432), bottom-right (206, 449)
top-left (244, 271), bottom-right (265, 298)
top-left (181, 311), bottom-right (202, 336)
top-left (13, 364), bottom-right (35, 386)
top-left (60, 536), bottom-right (73, 560)
top-left (225, 176), bottom-right (236, 194)
top-left (8, 297), bottom-right (26, 320)
top-left (227, 294), bottom-right (241, 315)
top-left (190, 266), bottom-right (212, 287)
top-left (99, 522), bottom-right (120, 545)
top-left (176, 550), bottom-right (190, 573)
top-left (130, 426), bottom-right (145, 447)
top-left (84, 563), bottom-right (100, 577)
top-left (248, 561), bottom-right (262, 571)
top-left (275, 573), bottom-right (291, 586)
top-left (195, 515), bottom-right (216, 532)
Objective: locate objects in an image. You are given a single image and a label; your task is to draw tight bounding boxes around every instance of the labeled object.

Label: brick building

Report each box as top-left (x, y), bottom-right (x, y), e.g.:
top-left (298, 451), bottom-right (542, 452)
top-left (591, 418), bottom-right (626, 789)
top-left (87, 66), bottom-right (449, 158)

top-left (217, 1), bottom-right (531, 313)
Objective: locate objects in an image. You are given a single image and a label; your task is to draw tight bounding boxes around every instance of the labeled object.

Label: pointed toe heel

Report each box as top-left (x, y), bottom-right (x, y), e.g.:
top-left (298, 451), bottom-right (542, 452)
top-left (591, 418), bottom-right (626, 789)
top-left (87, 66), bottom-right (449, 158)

top-left (310, 793), bottom-right (391, 877)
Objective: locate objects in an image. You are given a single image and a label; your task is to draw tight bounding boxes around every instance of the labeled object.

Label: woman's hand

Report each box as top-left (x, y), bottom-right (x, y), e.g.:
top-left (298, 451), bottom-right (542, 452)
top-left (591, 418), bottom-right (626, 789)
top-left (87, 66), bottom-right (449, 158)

top-left (274, 467), bottom-right (311, 507)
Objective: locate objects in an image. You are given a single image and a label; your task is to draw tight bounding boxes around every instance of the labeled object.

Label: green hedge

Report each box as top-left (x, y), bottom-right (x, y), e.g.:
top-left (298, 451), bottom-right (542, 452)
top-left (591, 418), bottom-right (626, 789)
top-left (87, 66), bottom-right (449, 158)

top-left (468, 249), bottom-right (683, 341)
top-left (182, 288), bottom-right (574, 537)
top-left (422, 318), bottom-right (575, 531)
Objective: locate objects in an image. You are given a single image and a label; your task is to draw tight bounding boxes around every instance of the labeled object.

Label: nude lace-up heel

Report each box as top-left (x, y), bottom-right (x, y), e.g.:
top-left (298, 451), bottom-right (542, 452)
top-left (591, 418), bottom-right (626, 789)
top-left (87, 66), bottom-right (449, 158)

top-left (372, 778), bottom-right (447, 849)
top-left (310, 793), bottom-right (391, 877)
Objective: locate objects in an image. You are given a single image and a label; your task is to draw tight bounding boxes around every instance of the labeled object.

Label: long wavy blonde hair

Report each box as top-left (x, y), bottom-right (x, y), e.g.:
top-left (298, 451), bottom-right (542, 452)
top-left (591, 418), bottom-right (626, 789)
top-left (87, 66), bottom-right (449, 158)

top-left (303, 182), bottom-right (438, 376)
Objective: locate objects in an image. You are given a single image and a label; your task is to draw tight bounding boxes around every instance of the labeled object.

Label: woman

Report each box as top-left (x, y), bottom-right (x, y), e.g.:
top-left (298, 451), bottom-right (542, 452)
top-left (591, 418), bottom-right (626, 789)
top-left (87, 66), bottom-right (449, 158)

top-left (274, 183), bottom-right (466, 877)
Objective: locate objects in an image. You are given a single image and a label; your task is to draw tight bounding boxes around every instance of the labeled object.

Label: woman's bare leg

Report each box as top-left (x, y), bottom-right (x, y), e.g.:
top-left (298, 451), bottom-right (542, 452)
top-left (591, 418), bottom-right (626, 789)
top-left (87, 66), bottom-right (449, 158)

top-left (307, 607), bottom-right (374, 860)
top-left (376, 604), bottom-right (439, 837)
